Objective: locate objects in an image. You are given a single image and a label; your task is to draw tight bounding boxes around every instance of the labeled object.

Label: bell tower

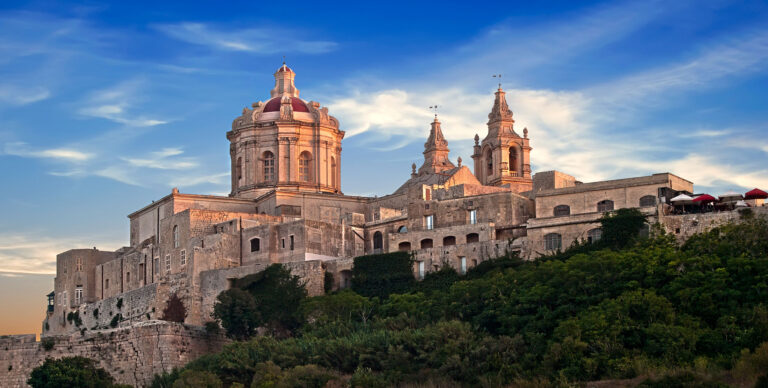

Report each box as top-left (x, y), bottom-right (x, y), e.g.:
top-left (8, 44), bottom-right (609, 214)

top-left (471, 86), bottom-right (532, 193)
top-left (418, 116), bottom-right (455, 176)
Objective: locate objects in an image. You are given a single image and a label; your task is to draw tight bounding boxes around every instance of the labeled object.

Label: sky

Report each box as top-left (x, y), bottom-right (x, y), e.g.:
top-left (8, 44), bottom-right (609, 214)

top-left (1, 0), bottom-right (768, 334)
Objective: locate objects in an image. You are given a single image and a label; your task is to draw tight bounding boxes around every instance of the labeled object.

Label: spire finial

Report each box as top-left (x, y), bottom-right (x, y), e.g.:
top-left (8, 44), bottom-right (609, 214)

top-left (282, 55), bottom-right (286, 65)
top-left (492, 74), bottom-right (502, 89)
top-left (457, 156), bottom-right (462, 167)
top-left (429, 105), bottom-right (439, 119)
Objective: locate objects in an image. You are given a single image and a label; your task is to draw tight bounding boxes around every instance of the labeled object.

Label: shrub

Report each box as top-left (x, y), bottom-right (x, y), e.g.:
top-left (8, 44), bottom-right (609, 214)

top-left (171, 370), bottom-right (222, 388)
top-left (599, 207), bottom-right (647, 249)
top-left (28, 356), bottom-right (118, 388)
top-left (41, 337), bottom-right (55, 351)
top-left (162, 294), bottom-right (187, 323)
top-left (204, 321), bottom-right (220, 335)
top-left (110, 314), bottom-right (121, 328)
top-left (231, 264), bottom-right (307, 335)
top-left (213, 288), bottom-right (258, 340)
top-left (116, 298), bottom-right (123, 310)
top-left (93, 308), bottom-right (99, 318)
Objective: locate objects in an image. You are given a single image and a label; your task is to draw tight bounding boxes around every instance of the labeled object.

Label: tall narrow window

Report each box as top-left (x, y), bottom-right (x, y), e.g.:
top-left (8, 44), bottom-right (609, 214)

top-left (105, 279), bottom-right (109, 290)
top-left (154, 258), bottom-right (160, 274)
top-left (509, 147), bottom-right (518, 172)
top-left (290, 235), bottom-right (295, 251)
top-left (126, 272), bottom-right (130, 283)
top-left (236, 157), bottom-right (242, 182)
top-left (373, 231), bottom-right (383, 253)
top-left (75, 287), bottom-right (83, 305)
top-left (425, 215), bottom-right (434, 230)
top-left (485, 149), bottom-right (493, 176)
top-left (299, 152), bottom-right (312, 182)
top-left (469, 209), bottom-right (477, 224)
top-left (76, 257), bottom-right (82, 272)
top-left (250, 238), bottom-right (260, 252)
top-left (173, 225), bottom-right (179, 248)
top-left (460, 257), bottom-right (467, 275)
top-left (417, 261), bottom-right (425, 280)
top-left (263, 151), bottom-right (275, 182)
top-left (180, 250), bottom-right (186, 266)
top-left (330, 156), bottom-right (337, 187)
top-left (165, 255), bottom-right (171, 272)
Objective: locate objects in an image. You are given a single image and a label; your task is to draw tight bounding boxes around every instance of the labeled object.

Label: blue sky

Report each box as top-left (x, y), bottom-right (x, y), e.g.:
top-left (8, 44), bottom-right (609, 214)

top-left (1, 0), bottom-right (768, 331)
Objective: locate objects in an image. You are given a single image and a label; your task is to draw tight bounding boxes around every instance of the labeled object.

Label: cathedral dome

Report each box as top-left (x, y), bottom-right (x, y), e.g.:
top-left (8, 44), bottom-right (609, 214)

top-left (262, 96), bottom-right (310, 113)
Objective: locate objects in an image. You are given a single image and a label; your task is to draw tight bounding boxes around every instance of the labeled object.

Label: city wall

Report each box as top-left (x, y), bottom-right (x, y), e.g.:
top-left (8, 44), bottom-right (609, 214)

top-left (0, 322), bottom-right (227, 388)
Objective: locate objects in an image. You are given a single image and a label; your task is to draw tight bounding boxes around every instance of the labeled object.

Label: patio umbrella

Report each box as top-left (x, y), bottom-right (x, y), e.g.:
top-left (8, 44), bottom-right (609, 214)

top-left (693, 194), bottom-right (717, 203)
top-left (745, 188), bottom-right (768, 200)
top-left (670, 194), bottom-right (693, 204)
top-left (719, 190), bottom-right (743, 201)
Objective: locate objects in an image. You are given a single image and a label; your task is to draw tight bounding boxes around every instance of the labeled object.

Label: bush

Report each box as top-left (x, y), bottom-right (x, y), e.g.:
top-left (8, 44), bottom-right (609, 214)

top-left (213, 288), bottom-right (258, 340)
top-left (171, 370), bottom-right (222, 388)
top-left (41, 337), bottom-right (55, 351)
top-left (116, 298), bottom-right (123, 310)
top-left (204, 321), bottom-right (220, 335)
top-left (110, 314), bottom-right (121, 328)
top-left (351, 251), bottom-right (415, 299)
top-left (28, 356), bottom-right (118, 388)
top-left (162, 294), bottom-right (187, 323)
top-left (599, 207), bottom-right (647, 249)
top-left (231, 264), bottom-right (307, 335)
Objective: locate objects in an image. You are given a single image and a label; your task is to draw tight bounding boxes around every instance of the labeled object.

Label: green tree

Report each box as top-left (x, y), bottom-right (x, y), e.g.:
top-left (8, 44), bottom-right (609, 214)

top-left (172, 370), bottom-right (222, 388)
top-left (235, 264), bottom-right (308, 335)
top-left (351, 251), bottom-right (415, 298)
top-left (599, 208), bottom-right (647, 248)
top-left (213, 288), bottom-right (258, 340)
top-left (28, 356), bottom-right (119, 388)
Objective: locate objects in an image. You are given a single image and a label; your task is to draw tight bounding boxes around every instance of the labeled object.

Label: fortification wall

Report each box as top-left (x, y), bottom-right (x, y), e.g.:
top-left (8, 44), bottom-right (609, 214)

top-left (659, 207), bottom-right (768, 241)
top-left (0, 322), bottom-right (227, 388)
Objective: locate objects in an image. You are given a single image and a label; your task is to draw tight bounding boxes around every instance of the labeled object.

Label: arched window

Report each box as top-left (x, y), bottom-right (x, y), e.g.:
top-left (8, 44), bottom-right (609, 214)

top-left (299, 152), bottom-right (312, 182)
top-left (331, 156), bottom-right (337, 188)
top-left (466, 233), bottom-right (479, 243)
top-left (597, 200), bottom-right (614, 212)
top-left (587, 228), bottom-right (602, 243)
top-left (485, 149), bottom-right (493, 176)
top-left (509, 147), bottom-right (518, 172)
top-left (236, 157), bottom-right (242, 182)
top-left (443, 236), bottom-right (456, 246)
top-left (420, 238), bottom-right (433, 249)
top-left (398, 241), bottom-right (411, 251)
top-left (250, 238), bottom-right (260, 252)
top-left (373, 231), bottom-right (383, 252)
top-left (544, 233), bottom-right (562, 251)
top-left (173, 225), bottom-right (179, 248)
top-left (397, 225), bottom-right (408, 233)
top-left (554, 205), bottom-right (570, 217)
top-left (263, 151), bottom-right (275, 182)
top-left (639, 195), bottom-right (656, 207)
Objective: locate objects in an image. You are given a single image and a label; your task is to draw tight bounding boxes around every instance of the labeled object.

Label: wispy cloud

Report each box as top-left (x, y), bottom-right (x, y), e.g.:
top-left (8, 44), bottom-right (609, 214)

top-left (122, 147), bottom-right (198, 170)
top-left (2, 142), bottom-right (93, 162)
top-left (0, 85), bottom-right (50, 105)
top-left (0, 233), bottom-right (122, 275)
top-left (154, 22), bottom-right (337, 54)
top-left (78, 79), bottom-right (169, 127)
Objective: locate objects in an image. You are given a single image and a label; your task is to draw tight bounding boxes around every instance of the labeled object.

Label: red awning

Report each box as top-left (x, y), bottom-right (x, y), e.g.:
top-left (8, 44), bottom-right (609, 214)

top-left (693, 194), bottom-right (717, 203)
top-left (745, 188), bottom-right (768, 200)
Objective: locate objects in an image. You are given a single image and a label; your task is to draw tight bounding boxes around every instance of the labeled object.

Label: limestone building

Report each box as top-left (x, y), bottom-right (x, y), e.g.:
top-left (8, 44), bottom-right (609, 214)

top-left (42, 65), bottom-right (698, 336)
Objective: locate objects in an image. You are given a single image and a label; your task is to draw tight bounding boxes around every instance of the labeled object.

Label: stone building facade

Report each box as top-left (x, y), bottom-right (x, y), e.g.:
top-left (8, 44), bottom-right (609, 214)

top-left (39, 64), bottom-right (709, 341)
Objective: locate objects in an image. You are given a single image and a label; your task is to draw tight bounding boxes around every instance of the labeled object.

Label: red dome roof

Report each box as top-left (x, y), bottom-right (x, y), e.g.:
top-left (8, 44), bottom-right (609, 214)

top-left (263, 97), bottom-right (309, 113)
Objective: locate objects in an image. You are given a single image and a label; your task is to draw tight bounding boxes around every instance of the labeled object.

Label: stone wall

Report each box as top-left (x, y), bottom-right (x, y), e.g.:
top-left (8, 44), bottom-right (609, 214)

top-left (0, 322), bottom-right (227, 388)
top-left (659, 207), bottom-right (768, 241)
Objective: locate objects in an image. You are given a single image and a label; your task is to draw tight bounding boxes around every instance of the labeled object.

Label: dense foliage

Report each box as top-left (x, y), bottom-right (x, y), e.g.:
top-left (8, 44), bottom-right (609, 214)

top-left (213, 264), bottom-right (307, 338)
top-left (159, 216), bottom-right (768, 387)
top-left (351, 251), bottom-right (415, 298)
top-left (28, 356), bottom-right (129, 388)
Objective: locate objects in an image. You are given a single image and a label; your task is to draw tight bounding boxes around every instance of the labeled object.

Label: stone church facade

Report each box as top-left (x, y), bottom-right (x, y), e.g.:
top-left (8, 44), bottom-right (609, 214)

top-left (42, 65), bottom-right (698, 337)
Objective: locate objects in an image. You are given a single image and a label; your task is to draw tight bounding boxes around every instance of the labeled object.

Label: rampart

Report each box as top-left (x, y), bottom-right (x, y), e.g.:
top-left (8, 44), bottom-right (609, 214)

top-left (0, 321), bottom-right (227, 388)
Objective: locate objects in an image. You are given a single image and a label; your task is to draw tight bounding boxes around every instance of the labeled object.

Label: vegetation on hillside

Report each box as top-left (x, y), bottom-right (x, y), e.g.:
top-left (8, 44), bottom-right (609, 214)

top-left (28, 356), bottom-right (130, 388)
top-left (145, 212), bottom-right (768, 387)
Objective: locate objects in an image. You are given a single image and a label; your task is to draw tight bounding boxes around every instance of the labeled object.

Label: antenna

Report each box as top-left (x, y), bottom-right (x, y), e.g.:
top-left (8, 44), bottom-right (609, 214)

top-left (429, 105), bottom-right (439, 118)
top-left (492, 74), bottom-right (502, 88)
top-left (282, 55), bottom-right (286, 65)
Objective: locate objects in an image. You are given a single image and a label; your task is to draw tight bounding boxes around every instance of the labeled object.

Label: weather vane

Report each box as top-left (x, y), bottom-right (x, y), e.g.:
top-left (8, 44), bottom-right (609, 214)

top-left (493, 74), bottom-right (502, 88)
top-left (429, 105), bottom-right (440, 118)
